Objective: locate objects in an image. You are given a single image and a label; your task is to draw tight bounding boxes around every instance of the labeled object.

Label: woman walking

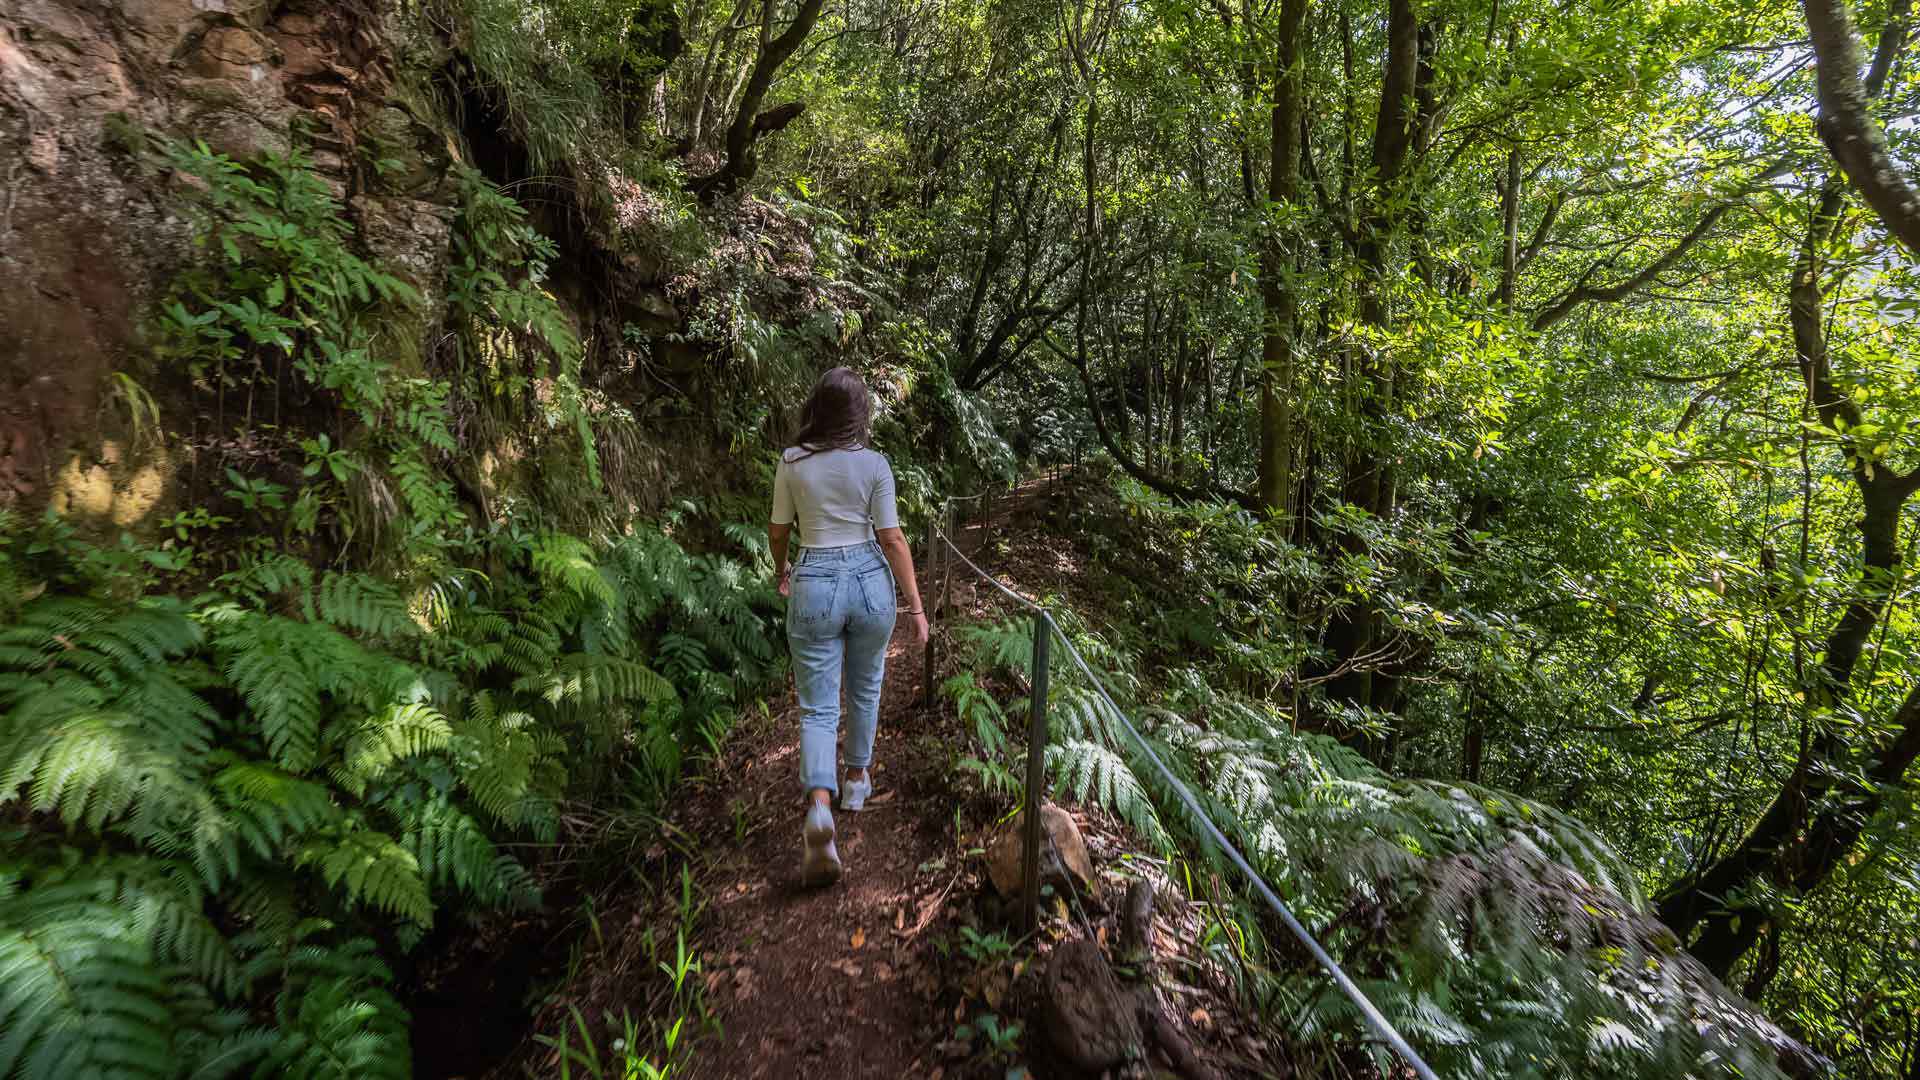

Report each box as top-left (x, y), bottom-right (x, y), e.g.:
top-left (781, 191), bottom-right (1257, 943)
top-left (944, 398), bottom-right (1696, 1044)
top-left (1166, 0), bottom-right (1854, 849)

top-left (769, 368), bottom-right (929, 886)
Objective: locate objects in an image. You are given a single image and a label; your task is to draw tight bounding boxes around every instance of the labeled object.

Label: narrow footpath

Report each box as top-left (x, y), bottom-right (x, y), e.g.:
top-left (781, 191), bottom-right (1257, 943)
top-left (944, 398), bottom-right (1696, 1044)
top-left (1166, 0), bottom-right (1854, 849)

top-left (679, 496), bottom-right (1010, 1078)
top-left (681, 605), bottom-right (956, 1077)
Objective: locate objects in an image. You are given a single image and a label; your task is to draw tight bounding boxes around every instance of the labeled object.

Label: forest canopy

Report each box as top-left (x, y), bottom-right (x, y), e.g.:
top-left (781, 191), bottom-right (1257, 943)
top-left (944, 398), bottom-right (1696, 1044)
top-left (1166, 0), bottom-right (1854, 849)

top-left (702, 0), bottom-right (1920, 1069)
top-left (4, 0), bottom-right (1920, 1074)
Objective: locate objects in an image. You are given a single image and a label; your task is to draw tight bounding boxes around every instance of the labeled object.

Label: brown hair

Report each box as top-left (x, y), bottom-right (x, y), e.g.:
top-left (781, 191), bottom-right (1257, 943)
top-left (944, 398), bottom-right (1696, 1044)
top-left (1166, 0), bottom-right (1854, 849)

top-left (788, 367), bottom-right (872, 459)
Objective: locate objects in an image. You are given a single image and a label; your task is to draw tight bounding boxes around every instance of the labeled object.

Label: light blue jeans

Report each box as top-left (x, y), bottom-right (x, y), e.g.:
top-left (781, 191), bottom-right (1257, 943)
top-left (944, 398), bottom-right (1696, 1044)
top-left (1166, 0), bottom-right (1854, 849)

top-left (787, 541), bottom-right (897, 796)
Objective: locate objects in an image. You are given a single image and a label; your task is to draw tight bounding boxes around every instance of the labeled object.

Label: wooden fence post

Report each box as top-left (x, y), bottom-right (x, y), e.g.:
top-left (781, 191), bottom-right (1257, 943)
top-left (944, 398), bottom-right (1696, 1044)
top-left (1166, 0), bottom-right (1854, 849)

top-left (1020, 611), bottom-right (1053, 932)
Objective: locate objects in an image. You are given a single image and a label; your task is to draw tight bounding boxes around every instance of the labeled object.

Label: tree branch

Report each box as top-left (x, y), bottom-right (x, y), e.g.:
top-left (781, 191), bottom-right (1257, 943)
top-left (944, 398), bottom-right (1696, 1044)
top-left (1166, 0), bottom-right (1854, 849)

top-left (1530, 204), bottom-right (1736, 331)
top-left (1804, 0), bottom-right (1920, 255)
top-left (1046, 337), bottom-right (1259, 511)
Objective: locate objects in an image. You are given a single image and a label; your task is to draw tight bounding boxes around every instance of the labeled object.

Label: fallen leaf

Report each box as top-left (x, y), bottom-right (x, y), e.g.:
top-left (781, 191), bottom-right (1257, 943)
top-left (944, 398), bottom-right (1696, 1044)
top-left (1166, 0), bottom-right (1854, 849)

top-left (851, 927), bottom-right (866, 949)
top-left (1096, 925), bottom-right (1108, 946)
top-left (895, 907), bottom-right (906, 930)
top-left (875, 962), bottom-right (895, 981)
top-left (735, 882), bottom-right (749, 894)
top-left (1191, 1007), bottom-right (1212, 1028)
top-left (984, 975), bottom-right (1005, 1008)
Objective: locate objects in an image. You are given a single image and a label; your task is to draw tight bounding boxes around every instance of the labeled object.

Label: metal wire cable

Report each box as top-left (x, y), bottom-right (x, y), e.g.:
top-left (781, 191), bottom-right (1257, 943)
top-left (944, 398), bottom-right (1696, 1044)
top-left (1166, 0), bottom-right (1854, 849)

top-left (928, 496), bottom-right (1444, 1080)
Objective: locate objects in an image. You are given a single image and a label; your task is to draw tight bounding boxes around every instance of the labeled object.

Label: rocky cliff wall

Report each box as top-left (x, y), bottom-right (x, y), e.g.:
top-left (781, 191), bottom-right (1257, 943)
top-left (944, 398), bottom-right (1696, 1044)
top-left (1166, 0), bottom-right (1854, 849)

top-left (1, 0), bottom-right (842, 543)
top-left (2, 0), bottom-right (471, 527)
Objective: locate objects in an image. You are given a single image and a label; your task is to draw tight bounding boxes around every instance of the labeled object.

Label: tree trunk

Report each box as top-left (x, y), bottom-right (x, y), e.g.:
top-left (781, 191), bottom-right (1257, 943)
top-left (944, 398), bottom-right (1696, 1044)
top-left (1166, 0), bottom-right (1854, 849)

top-left (1656, 179), bottom-right (1920, 976)
top-left (1320, 0), bottom-right (1420, 711)
top-left (1497, 145), bottom-right (1521, 310)
top-left (1461, 680), bottom-right (1485, 782)
top-left (693, 0), bottom-right (827, 198)
top-left (1256, 0), bottom-right (1309, 515)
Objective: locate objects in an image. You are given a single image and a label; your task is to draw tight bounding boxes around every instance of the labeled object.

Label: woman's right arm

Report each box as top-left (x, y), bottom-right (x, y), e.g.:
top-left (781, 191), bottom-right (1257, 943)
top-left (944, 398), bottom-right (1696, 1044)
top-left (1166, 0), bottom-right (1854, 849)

top-left (868, 458), bottom-right (926, 643)
top-left (770, 522), bottom-right (793, 595)
top-left (876, 527), bottom-right (928, 644)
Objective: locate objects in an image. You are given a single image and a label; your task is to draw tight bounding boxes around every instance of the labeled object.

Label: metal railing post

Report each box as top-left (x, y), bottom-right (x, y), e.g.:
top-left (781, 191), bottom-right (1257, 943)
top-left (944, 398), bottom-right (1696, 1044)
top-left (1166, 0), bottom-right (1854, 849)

top-left (923, 508), bottom-right (938, 713)
top-left (940, 501), bottom-right (955, 617)
top-left (1020, 611), bottom-right (1052, 932)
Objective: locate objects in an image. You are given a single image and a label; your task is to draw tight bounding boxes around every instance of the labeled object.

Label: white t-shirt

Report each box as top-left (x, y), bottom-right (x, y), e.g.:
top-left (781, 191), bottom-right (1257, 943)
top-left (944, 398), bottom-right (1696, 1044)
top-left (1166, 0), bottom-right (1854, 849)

top-left (771, 446), bottom-right (900, 548)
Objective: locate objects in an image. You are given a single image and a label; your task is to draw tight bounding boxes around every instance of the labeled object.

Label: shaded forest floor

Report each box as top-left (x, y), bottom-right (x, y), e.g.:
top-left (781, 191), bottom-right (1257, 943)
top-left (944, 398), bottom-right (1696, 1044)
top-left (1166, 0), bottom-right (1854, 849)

top-left (484, 473), bottom-right (1280, 1080)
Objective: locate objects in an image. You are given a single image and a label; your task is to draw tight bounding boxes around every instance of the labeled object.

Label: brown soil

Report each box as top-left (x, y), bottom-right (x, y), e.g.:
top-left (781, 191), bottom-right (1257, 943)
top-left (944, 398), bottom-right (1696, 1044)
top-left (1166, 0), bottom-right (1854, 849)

top-left (682, 619), bottom-right (957, 1079)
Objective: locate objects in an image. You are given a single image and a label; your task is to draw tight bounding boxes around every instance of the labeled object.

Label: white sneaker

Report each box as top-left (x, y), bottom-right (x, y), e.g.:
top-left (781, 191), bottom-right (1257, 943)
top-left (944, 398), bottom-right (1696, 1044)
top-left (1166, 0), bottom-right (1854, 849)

top-left (841, 774), bottom-right (873, 812)
top-left (800, 802), bottom-right (841, 886)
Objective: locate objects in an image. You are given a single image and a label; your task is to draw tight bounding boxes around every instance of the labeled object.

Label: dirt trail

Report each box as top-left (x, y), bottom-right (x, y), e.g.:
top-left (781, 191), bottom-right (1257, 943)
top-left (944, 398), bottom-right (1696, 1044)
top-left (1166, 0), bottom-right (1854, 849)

top-left (684, 630), bottom-right (949, 1078)
top-left (683, 488), bottom-right (1031, 1079)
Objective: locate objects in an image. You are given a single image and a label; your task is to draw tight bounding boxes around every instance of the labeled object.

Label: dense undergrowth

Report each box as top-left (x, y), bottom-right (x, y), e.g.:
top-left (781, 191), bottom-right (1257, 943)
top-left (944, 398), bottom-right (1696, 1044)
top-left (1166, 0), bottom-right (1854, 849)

top-left (13, 0), bottom-right (1919, 1071)
top-left (0, 505), bottom-right (778, 1077)
top-left (941, 473), bottom-right (1814, 1079)
top-left (0, 118), bottom-right (790, 1074)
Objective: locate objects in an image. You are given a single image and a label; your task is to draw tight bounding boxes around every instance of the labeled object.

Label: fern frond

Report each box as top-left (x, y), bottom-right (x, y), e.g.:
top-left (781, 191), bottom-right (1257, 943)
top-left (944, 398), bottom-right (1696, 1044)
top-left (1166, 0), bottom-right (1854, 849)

top-left (657, 632), bottom-right (708, 681)
top-left (252, 933), bottom-right (408, 1080)
top-left (497, 611), bottom-right (563, 678)
top-left (331, 702), bottom-right (452, 796)
top-left (119, 664), bottom-right (219, 756)
top-left (451, 693), bottom-right (562, 836)
top-left (213, 553), bottom-right (316, 607)
top-left (0, 871), bottom-right (174, 1079)
top-left (317, 573), bottom-right (416, 640)
top-left (529, 532), bottom-right (616, 606)
top-left (213, 761), bottom-right (341, 869)
top-left (1045, 737), bottom-right (1171, 851)
top-left (400, 798), bottom-right (539, 909)
top-left (512, 652), bottom-right (674, 709)
top-left (0, 706), bottom-right (207, 835)
top-left (218, 616), bottom-right (323, 773)
top-left (0, 597), bottom-right (202, 686)
top-left (298, 830), bottom-right (432, 926)
top-left (42, 854), bottom-right (245, 999)
top-left (958, 618), bottom-right (1035, 676)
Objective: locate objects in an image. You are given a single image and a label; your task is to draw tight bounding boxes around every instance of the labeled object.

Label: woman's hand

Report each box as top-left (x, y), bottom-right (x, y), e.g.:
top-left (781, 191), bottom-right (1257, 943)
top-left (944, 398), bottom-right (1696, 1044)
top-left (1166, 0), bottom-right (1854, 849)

top-left (778, 568), bottom-right (792, 597)
top-left (905, 610), bottom-right (929, 645)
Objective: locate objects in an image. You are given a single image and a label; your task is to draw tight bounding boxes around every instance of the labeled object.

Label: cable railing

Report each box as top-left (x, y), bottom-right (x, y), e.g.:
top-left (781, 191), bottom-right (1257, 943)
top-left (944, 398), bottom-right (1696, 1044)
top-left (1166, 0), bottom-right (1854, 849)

top-left (921, 485), bottom-right (1443, 1080)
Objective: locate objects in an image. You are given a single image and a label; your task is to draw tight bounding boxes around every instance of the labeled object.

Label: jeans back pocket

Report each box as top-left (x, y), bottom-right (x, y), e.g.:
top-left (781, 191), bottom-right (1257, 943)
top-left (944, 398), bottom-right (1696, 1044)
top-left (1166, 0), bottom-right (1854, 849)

top-left (856, 566), bottom-right (895, 615)
top-left (788, 572), bottom-right (840, 632)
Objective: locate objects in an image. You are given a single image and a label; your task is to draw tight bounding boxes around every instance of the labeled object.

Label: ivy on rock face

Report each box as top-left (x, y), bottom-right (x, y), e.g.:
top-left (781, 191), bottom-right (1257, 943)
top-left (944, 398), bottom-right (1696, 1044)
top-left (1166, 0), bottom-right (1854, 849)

top-left (0, 127), bottom-right (785, 1077)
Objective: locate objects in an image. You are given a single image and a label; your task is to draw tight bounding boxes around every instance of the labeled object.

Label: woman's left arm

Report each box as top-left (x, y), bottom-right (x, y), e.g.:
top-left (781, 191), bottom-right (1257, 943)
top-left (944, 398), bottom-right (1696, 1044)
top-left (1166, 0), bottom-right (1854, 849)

top-left (770, 457), bottom-right (795, 595)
